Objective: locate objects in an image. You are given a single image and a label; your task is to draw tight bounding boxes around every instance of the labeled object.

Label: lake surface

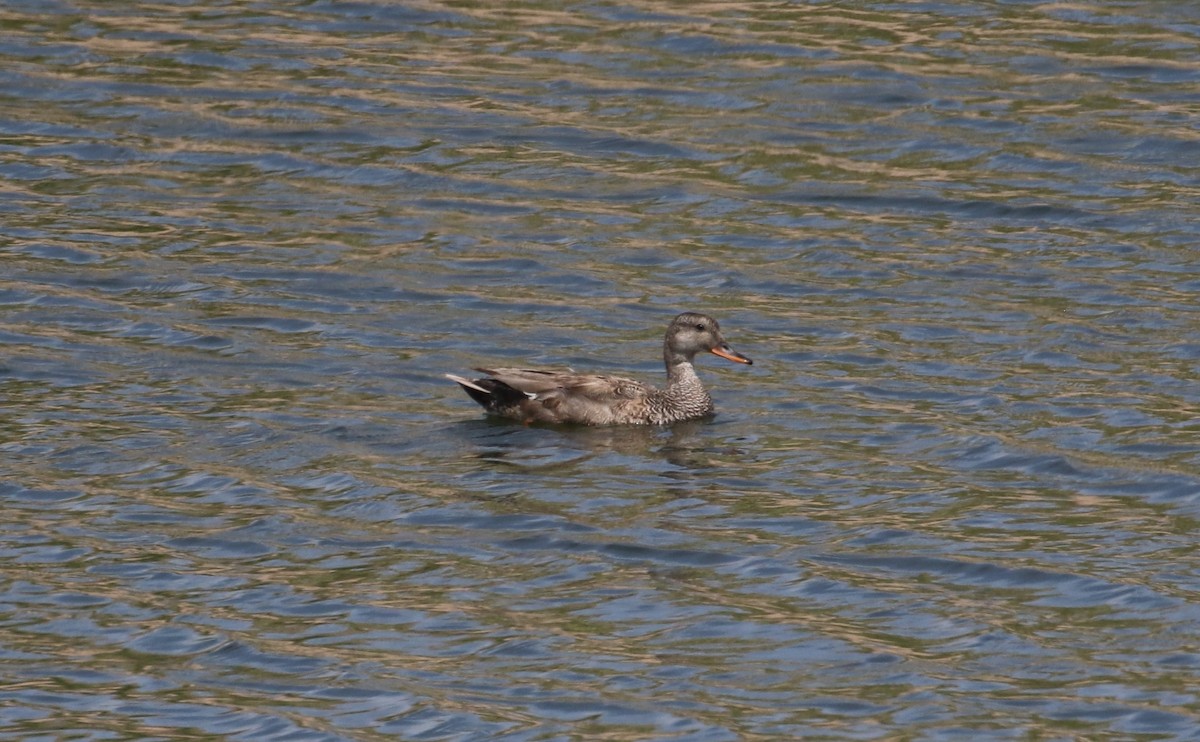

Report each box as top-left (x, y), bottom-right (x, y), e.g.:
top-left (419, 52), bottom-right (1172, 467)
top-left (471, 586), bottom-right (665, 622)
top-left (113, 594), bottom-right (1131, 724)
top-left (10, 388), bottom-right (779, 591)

top-left (3, 0), bottom-right (1199, 738)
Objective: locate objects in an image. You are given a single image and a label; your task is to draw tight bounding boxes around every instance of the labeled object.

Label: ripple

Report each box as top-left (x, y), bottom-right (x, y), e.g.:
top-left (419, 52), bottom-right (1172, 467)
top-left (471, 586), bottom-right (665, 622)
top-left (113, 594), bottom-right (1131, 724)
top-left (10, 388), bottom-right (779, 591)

top-left (164, 537), bottom-right (274, 560)
top-left (127, 625), bottom-right (227, 656)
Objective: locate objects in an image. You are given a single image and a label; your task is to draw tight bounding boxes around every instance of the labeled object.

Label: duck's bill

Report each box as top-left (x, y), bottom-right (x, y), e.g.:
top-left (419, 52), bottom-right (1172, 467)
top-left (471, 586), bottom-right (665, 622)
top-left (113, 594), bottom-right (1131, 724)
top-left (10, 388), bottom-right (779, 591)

top-left (711, 345), bottom-right (753, 365)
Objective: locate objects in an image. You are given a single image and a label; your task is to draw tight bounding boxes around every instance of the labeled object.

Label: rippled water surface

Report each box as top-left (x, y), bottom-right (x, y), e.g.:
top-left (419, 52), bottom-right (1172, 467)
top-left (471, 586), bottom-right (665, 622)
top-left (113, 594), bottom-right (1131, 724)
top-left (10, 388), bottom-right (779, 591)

top-left (3, 1), bottom-right (1200, 738)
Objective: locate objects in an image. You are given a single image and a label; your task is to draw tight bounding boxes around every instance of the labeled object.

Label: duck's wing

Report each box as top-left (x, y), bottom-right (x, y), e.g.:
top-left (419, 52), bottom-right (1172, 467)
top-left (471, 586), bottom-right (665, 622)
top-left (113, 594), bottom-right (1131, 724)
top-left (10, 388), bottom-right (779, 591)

top-left (476, 367), bottom-right (650, 402)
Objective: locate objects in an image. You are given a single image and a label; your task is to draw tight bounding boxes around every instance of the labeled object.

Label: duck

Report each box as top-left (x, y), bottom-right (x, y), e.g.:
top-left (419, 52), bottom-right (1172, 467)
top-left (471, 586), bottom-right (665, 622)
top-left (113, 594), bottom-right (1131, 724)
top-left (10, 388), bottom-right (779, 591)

top-left (446, 312), bottom-right (752, 426)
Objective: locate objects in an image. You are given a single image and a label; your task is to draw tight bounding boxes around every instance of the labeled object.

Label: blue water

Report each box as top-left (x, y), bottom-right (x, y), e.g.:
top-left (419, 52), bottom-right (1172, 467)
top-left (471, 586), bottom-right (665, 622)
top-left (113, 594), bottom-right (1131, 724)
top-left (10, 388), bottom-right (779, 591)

top-left (2, 1), bottom-right (1200, 738)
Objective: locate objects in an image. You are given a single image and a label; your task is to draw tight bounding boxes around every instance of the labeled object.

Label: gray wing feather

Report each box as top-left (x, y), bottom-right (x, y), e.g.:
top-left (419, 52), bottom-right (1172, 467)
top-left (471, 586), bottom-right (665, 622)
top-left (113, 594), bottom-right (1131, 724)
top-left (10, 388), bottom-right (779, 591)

top-left (477, 367), bottom-right (649, 402)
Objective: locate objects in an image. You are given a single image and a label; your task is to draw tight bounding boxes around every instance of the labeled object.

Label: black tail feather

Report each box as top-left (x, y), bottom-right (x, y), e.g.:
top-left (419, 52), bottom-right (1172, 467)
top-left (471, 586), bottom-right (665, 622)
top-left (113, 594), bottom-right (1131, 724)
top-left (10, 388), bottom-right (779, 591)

top-left (458, 378), bottom-right (528, 410)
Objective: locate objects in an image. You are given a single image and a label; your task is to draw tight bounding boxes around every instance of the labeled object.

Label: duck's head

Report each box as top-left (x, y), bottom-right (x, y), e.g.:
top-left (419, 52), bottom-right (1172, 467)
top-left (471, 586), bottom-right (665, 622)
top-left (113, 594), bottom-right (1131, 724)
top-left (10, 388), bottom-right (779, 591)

top-left (665, 312), bottom-right (753, 366)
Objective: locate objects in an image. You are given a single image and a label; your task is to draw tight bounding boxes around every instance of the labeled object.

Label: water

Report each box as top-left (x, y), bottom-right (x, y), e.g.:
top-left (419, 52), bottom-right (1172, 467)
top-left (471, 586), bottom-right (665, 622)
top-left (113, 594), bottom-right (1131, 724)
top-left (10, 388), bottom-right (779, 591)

top-left (2, 0), bottom-right (1199, 738)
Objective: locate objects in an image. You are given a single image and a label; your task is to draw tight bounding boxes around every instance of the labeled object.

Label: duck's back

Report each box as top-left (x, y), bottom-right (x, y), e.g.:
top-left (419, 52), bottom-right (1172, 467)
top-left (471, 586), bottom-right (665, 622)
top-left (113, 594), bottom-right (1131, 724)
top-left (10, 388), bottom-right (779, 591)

top-left (476, 367), bottom-right (657, 425)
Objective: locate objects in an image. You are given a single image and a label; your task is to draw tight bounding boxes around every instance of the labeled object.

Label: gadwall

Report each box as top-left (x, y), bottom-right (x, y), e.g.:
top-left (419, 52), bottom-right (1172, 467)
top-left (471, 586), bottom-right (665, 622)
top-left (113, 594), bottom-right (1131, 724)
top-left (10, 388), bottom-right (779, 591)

top-left (446, 312), bottom-right (752, 425)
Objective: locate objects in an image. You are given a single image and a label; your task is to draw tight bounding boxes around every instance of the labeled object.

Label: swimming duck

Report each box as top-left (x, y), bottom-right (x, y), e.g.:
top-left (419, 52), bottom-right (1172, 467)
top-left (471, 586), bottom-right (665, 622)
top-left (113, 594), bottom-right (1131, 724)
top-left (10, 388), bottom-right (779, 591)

top-left (446, 312), bottom-right (752, 425)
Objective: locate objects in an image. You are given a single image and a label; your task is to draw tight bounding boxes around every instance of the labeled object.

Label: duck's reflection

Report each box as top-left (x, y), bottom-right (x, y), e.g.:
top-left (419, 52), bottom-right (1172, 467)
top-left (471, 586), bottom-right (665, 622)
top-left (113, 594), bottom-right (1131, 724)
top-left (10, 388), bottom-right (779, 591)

top-left (451, 416), bottom-right (739, 472)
